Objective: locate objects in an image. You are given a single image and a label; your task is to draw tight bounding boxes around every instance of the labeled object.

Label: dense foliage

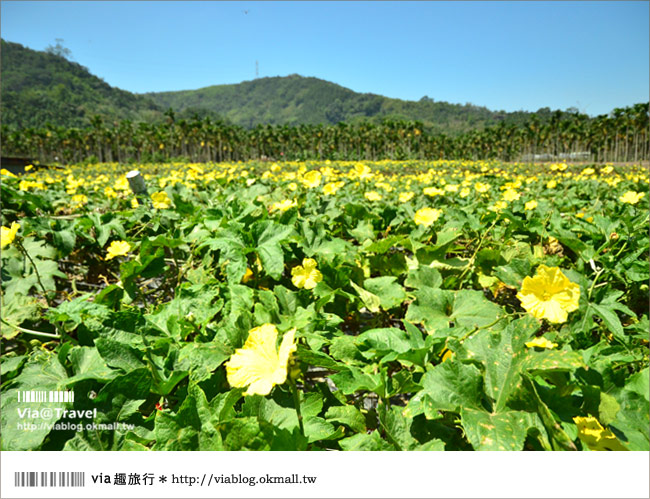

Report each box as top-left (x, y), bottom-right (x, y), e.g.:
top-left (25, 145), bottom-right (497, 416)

top-left (0, 40), bottom-right (162, 128)
top-left (2, 103), bottom-right (648, 165)
top-left (1, 160), bottom-right (648, 451)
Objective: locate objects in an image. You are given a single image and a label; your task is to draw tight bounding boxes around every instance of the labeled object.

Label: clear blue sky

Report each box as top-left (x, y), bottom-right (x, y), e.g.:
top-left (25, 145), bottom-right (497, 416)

top-left (2, 1), bottom-right (648, 116)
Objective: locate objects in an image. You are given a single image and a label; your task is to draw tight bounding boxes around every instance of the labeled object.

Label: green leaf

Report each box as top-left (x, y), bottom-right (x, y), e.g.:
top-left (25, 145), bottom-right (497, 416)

top-left (455, 316), bottom-right (539, 412)
top-left (406, 288), bottom-right (503, 335)
top-left (590, 303), bottom-right (625, 341)
top-left (339, 430), bottom-right (393, 451)
top-left (363, 276), bottom-right (406, 310)
top-left (1, 351), bottom-right (69, 450)
top-left (404, 266), bottom-right (442, 290)
top-left (95, 337), bottom-right (145, 372)
top-left (493, 258), bottom-right (531, 288)
top-left (350, 281), bottom-right (381, 313)
top-left (460, 408), bottom-right (529, 451)
top-left (66, 346), bottom-right (117, 384)
top-left (325, 405), bottom-right (366, 433)
top-left (419, 361), bottom-right (484, 415)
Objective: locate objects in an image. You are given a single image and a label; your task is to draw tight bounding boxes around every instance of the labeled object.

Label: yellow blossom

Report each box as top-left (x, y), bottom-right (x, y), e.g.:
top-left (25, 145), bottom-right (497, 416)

top-left (242, 267), bottom-right (254, 283)
top-left (399, 191), bottom-right (415, 203)
top-left (459, 187), bottom-right (471, 198)
top-left (423, 186), bottom-right (445, 197)
top-left (488, 200), bottom-right (508, 212)
top-left (364, 191), bottom-right (382, 201)
top-left (516, 265), bottom-right (580, 323)
top-left (269, 199), bottom-right (297, 213)
top-left (619, 191), bottom-right (644, 205)
top-left (71, 194), bottom-right (88, 208)
top-left (0, 168), bottom-right (17, 177)
top-left (1, 222), bottom-right (20, 249)
top-left (573, 416), bottom-right (628, 451)
top-left (581, 167), bottom-right (595, 176)
top-left (225, 324), bottom-right (297, 396)
top-left (525, 337), bottom-right (558, 349)
top-left (414, 207), bottom-right (442, 227)
top-left (502, 189), bottom-right (520, 202)
top-left (287, 182), bottom-right (298, 191)
top-left (291, 258), bottom-right (323, 290)
top-left (546, 179), bottom-right (557, 189)
top-left (474, 182), bottom-right (490, 193)
top-left (105, 240), bottom-right (131, 260)
top-left (601, 165), bottom-right (614, 174)
top-left (525, 200), bottom-right (538, 211)
top-left (302, 170), bottom-right (322, 188)
top-left (151, 191), bottom-right (171, 209)
top-left (323, 181), bottom-right (344, 195)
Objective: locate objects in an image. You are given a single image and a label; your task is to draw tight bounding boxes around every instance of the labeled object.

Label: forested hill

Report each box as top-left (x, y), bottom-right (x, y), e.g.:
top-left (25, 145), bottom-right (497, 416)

top-left (145, 74), bottom-right (539, 134)
top-left (4, 38), bottom-right (575, 133)
top-left (1, 40), bottom-right (164, 128)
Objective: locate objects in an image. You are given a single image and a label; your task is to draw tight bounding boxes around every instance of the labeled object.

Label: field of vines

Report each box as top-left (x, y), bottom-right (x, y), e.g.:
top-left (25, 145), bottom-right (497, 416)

top-left (1, 159), bottom-right (648, 451)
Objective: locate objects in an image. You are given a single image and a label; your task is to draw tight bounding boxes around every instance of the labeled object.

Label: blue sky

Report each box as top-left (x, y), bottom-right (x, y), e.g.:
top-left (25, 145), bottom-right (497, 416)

top-left (1, 1), bottom-right (648, 116)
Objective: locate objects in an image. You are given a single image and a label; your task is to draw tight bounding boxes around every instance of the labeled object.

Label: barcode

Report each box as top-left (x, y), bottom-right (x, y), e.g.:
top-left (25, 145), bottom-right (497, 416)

top-left (14, 472), bottom-right (85, 487)
top-left (17, 390), bottom-right (75, 403)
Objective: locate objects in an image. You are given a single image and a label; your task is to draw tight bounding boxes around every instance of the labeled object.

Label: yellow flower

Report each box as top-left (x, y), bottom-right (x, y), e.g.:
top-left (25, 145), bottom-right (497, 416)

top-left (352, 163), bottom-right (373, 179)
top-left (287, 182), bottom-right (298, 191)
top-left (1, 222), bottom-right (20, 249)
top-left (151, 191), bottom-right (171, 209)
top-left (302, 170), bottom-right (322, 188)
top-left (459, 187), bottom-right (471, 198)
top-left (502, 189), bottom-right (520, 202)
top-left (225, 324), bottom-right (297, 396)
top-left (399, 191), bottom-right (415, 203)
top-left (364, 191), bottom-right (382, 201)
top-left (516, 265), bottom-right (580, 323)
top-left (525, 336), bottom-right (558, 349)
top-left (546, 179), bottom-right (557, 189)
top-left (474, 182), bottom-right (490, 193)
top-left (291, 258), bottom-right (323, 290)
top-left (242, 267), bottom-right (254, 283)
top-left (269, 199), bottom-right (297, 213)
top-left (0, 168), bottom-right (17, 177)
top-left (423, 186), bottom-right (445, 197)
top-left (488, 200), bottom-right (508, 212)
top-left (619, 191), bottom-right (644, 205)
top-left (573, 416), bottom-right (628, 451)
top-left (525, 200), bottom-right (538, 211)
top-left (71, 194), bottom-right (88, 208)
top-left (323, 181), bottom-right (344, 195)
top-left (414, 207), bottom-right (442, 227)
top-left (581, 167), bottom-right (595, 176)
top-left (105, 240), bottom-right (131, 260)
top-left (601, 165), bottom-right (614, 174)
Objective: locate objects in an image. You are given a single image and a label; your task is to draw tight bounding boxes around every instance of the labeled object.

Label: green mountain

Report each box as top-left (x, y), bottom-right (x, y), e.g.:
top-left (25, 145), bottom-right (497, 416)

top-left (1, 39), bottom-right (163, 128)
top-left (1, 39), bottom-right (563, 134)
top-left (144, 74), bottom-right (536, 134)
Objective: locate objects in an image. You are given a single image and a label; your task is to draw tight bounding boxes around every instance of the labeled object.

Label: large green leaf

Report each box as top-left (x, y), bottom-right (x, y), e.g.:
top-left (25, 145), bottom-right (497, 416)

top-left (406, 288), bottom-right (503, 335)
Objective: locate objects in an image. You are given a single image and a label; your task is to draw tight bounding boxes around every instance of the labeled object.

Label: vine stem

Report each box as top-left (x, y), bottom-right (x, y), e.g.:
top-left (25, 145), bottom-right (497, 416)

top-left (457, 218), bottom-right (498, 286)
top-left (17, 241), bottom-right (52, 307)
top-left (288, 377), bottom-right (305, 439)
top-left (1, 318), bottom-right (60, 339)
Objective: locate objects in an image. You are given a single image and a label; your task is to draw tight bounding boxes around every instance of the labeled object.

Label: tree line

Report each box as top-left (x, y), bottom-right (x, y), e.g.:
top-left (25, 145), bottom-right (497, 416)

top-left (2, 103), bottom-right (647, 165)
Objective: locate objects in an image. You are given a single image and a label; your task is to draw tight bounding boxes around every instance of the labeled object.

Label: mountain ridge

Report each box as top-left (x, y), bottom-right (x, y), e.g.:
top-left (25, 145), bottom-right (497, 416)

top-left (0, 39), bottom-right (597, 133)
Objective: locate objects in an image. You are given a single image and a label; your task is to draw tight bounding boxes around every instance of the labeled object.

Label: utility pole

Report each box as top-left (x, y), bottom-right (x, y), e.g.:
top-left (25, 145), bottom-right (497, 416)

top-left (255, 60), bottom-right (259, 79)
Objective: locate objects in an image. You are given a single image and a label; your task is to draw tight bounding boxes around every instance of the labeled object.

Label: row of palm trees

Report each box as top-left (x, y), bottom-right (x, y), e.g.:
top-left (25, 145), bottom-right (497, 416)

top-left (2, 103), bottom-right (647, 164)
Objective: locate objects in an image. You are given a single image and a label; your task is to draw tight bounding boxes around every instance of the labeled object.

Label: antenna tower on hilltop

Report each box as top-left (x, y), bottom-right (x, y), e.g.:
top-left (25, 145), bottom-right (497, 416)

top-left (256, 60), bottom-right (259, 79)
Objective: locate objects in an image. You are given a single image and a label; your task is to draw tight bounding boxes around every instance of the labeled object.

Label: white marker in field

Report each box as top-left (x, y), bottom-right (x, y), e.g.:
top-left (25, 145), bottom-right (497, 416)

top-left (126, 170), bottom-right (150, 205)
